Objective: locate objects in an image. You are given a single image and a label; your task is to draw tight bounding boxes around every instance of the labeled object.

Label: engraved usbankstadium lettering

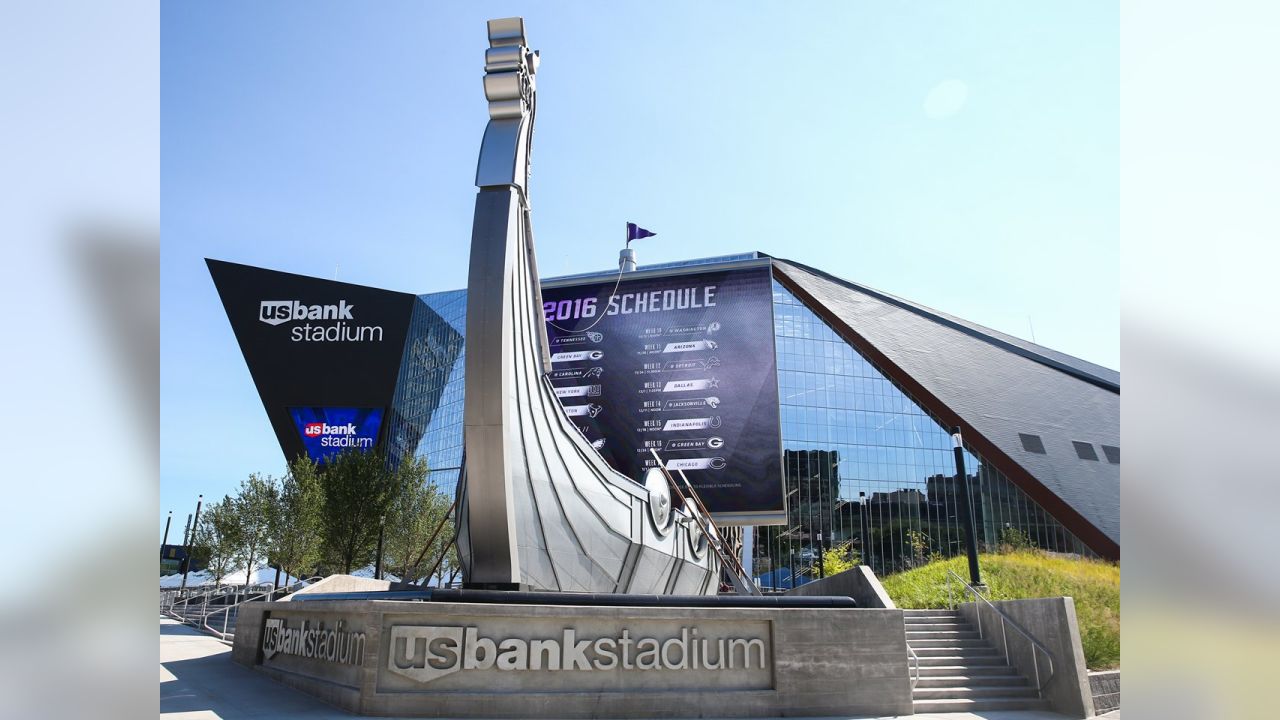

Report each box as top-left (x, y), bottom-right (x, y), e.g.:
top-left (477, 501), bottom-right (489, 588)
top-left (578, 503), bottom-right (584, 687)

top-left (262, 617), bottom-right (365, 665)
top-left (386, 625), bottom-right (768, 685)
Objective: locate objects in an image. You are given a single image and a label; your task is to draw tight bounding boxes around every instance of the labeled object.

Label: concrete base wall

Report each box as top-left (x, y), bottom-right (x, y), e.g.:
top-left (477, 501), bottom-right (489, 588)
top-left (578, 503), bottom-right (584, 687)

top-left (1090, 670), bottom-right (1119, 714)
top-left (958, 597), bottom-right (1094, 718)
top-left (782, 566), bottom-right (896, 608)
top-left (233, 598), bottom-right (912, 718)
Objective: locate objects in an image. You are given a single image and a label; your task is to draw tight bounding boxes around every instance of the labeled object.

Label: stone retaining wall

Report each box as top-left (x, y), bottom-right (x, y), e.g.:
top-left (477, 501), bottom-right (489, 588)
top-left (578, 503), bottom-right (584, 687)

top-left (1090, 670), bottom-right (1120, 714)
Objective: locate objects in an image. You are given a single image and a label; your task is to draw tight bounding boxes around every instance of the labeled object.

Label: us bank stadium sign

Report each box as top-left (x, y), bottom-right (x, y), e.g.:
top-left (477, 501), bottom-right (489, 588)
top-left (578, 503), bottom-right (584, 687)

top-left (376, 619), bottom-right (774, 693)
top-left (258, 299), bottom-right (385, 343)
top-left (262, 617), bottom-right (366, 666)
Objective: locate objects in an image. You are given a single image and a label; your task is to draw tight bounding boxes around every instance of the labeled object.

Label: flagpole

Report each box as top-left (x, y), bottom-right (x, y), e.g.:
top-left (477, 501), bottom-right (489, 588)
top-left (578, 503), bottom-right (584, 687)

top-left (619, 222), bottom-right (634, 272)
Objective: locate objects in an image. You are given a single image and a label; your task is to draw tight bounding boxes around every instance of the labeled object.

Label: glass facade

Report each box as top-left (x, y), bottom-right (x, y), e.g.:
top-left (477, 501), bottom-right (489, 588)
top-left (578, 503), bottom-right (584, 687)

top-left (385, 289), bottom-right (468, 496)
top-left (385, 261), bottom-right (1094, 587)
top-left (757, 280), bottom-right (1092, 587)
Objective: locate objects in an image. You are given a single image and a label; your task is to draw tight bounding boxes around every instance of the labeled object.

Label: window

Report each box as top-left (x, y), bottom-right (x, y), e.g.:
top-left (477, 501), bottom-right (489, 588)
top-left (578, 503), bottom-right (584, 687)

top-left (1019, 433), bottom-right (1047, 454)
top-left (1073, 441), bottom-right (1099, 461)
top-left (1100, 445), bottom-right (1120, 464)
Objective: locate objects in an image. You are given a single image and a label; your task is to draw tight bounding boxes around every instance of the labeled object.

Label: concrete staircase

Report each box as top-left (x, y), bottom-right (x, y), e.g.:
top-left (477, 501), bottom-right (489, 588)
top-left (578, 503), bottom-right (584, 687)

top-left (905, 608), bottom-right (1046, 714)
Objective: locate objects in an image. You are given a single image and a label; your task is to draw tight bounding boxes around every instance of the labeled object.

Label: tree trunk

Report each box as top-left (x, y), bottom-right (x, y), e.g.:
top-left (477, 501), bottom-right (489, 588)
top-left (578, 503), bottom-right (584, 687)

top-left (245, 548), bottom-right (256, 592)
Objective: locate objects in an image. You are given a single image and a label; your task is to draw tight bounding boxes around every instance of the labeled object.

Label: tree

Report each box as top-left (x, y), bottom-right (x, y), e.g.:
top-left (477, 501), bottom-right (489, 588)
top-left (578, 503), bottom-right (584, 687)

top-left (438, 542), bottom-right (462, 587)
top-left (382, 469), bottom-right (451, 584)
top-left (232, 473), bottom-right (277, 588)
top-left (193, 497), bottom-right (240, 588)
top-left (269, 456), bottom-right (324, 585)
top-left (316, 449), bottom-right (422, 574)
top-left (813, 541), bottom-right (859, 578)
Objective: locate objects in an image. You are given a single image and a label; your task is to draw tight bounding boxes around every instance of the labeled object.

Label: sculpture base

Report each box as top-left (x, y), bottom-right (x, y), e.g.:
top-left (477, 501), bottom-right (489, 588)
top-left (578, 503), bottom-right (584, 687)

top-left (232, 597), bottom-right (912, 718)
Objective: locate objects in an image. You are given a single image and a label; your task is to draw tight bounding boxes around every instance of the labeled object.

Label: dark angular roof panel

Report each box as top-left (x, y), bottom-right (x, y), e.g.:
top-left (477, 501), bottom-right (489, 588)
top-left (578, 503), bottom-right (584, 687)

top-left (772, 259), bottom-right (1119, 551)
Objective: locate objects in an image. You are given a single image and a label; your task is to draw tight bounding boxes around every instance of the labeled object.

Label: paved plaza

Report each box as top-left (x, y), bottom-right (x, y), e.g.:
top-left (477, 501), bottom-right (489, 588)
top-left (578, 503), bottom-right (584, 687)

top-left (161, 617), bottom-right (1112, 720)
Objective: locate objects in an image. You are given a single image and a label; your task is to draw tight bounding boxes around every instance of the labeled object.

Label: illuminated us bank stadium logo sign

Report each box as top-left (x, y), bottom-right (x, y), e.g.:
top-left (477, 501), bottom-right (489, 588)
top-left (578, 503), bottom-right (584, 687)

top-left (258, 299), bottom-right (384, 343)
top-left (289, 407), bottom-right (384, 461)
top-left (386, 625), bottom-right (769, 686)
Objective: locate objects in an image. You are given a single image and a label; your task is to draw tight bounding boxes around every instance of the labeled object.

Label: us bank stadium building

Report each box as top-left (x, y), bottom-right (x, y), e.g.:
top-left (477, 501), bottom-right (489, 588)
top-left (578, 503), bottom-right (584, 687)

top-left (209, 251), bottom-right (1119, 587)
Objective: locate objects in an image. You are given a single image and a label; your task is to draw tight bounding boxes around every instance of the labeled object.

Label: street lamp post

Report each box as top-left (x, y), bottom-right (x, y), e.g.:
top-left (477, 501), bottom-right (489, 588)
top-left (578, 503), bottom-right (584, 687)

top-left (817, 532), bottom-right (825, 579)
top-left (161, 511), bottom-right (172, 548)
top-left (951, 427), bottom-right (983, 587)
top-left (179, 495), bottom-right (203, 595)
top-left (857, 492), bottom-right (867, 565)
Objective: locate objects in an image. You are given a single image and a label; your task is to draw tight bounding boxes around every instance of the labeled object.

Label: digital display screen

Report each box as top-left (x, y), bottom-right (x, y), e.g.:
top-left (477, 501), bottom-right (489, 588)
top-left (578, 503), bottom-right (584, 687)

top-left (541, 265), bottom-right (784, 524)
top-left (288, 406), bottom-right (385, 462)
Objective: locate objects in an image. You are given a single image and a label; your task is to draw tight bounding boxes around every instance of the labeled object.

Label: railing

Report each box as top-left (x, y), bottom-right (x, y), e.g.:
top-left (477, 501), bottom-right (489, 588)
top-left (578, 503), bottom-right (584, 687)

top-left (944, 569), bottom-right (1056, 694)
top-left (203, 587), bottom-right (273, 641)
top-left (649, 449), bottom-right (761, 596)
top-left (907, 643), bottom-right (921, 690)
top-left (161, 576), bottom-right (323, 632)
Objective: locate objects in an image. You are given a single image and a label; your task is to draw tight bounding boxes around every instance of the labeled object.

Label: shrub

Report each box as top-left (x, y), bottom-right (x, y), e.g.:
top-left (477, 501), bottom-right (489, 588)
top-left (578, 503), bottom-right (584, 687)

top-left (881, 550), bottom-right (1119, 669)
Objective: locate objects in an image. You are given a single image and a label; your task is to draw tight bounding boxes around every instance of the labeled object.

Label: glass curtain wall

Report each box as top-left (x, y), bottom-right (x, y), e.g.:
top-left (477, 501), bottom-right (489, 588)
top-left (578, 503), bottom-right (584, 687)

top-left (385, 290), bottom-right (468, 497)
top-left (384, 275), bottom-right (1095, 589)
top-left (755, 280), bottom-right (1092, 587)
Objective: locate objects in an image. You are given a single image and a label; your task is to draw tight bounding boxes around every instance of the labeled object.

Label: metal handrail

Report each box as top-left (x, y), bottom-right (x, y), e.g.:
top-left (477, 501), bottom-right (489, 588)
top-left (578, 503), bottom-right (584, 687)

top-left (161, 575), bottom-right (321, 625)
top-left (200, 576), bottom-right (322, 640)
top-left (944, 569), bottom-right (1056, 693)
top-left (906, 643), bottom-right (921, 690)
top-left (203, 588), bottom-right (269, 640)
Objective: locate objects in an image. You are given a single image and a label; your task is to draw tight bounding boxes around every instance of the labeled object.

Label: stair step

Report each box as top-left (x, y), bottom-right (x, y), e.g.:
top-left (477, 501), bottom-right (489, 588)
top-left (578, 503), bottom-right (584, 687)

top-left (907, 638), bottom-right (990, 649)
top-left (915, 675), bottom-right (1030, 688)
top-left (916, 665), bottom-right (1019, 677)
top-left (913, 647), bottom-right (1001, 658)
top-left (904, 620), bottom-right (966, 627)
top-left (913, 686), bottom-right (1039, 700)
top-left (904, 609), bottom-right (958, 615)
top-left (906, 625), bottom-right (972, 635)
top-left (913, 698), bottom-right (1048, 713)
top-left (916, 655), bottom-right (1007, 667)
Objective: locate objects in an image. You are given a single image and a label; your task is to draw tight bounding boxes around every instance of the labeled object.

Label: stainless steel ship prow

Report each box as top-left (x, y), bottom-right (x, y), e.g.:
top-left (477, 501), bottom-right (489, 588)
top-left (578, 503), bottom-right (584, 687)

top-left (456, 18), bottom-right (720, 593)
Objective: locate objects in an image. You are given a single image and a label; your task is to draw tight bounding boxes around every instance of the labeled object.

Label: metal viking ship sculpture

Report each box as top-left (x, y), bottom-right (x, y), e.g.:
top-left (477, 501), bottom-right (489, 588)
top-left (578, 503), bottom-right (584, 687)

top-left (455, 18), bottom-right (722, 594)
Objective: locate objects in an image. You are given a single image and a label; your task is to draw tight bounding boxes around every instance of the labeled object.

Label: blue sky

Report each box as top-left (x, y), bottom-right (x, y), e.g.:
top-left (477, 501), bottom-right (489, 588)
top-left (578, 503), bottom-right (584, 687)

top-left (161, 2), bottom-right (1117, 539)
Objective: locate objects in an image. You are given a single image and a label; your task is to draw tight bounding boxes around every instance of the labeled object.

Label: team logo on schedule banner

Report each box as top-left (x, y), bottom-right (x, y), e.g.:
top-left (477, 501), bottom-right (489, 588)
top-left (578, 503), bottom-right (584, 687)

top-left (563, 404), bottom-right (604, 418)
top-left (661, 378), bottom-right (719, 392)
top-left (554, 385), bottom-right (602, 398)
top-left (551, 350), bottom-right (605, 363)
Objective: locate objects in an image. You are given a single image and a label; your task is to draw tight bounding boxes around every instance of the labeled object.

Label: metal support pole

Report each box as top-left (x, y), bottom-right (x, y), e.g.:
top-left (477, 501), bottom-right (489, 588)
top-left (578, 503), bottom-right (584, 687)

top-left (817, 532), bottom-right (825, 579)
top-left (858, 492), bottom-right (867, 566)
top-left (161, 511), bottom-right (172, 548)
top-left (951, 427), bottom-right (982, 587)
top-left (179, 495), bottom-right (203, 594)
top-left (374, 515), bottom-right (386, 580)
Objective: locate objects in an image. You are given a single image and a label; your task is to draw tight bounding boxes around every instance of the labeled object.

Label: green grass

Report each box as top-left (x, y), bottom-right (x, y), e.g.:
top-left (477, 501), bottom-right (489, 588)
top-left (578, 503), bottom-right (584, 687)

top-left (880, 551), bottom-right (1120, 669)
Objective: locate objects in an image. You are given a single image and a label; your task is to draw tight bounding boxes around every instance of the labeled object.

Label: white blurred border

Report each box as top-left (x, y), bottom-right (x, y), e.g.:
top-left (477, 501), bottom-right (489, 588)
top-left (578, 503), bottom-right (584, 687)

top-left (1124, 1), bottom-right (1279, 718)
top-left (0, 0), bottom-right (1277, 717)
top-left (0, 1), bottom-right (157, 718)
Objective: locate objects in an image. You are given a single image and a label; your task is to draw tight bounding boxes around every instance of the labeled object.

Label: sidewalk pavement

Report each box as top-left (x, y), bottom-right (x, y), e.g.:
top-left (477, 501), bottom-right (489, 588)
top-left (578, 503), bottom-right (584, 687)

top-left (161, 616), bottom-right (1097, 720)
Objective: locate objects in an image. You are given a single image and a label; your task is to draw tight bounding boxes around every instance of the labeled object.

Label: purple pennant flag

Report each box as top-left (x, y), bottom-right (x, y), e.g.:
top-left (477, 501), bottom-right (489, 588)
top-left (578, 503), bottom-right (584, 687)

top-left (626, 222), bottom-right (657, 242)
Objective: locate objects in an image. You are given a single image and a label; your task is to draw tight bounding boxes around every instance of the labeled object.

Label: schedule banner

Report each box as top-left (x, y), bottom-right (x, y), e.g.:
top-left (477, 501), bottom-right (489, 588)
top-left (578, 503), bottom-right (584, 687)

top-left (542, 265), bottom-right (784, 524)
